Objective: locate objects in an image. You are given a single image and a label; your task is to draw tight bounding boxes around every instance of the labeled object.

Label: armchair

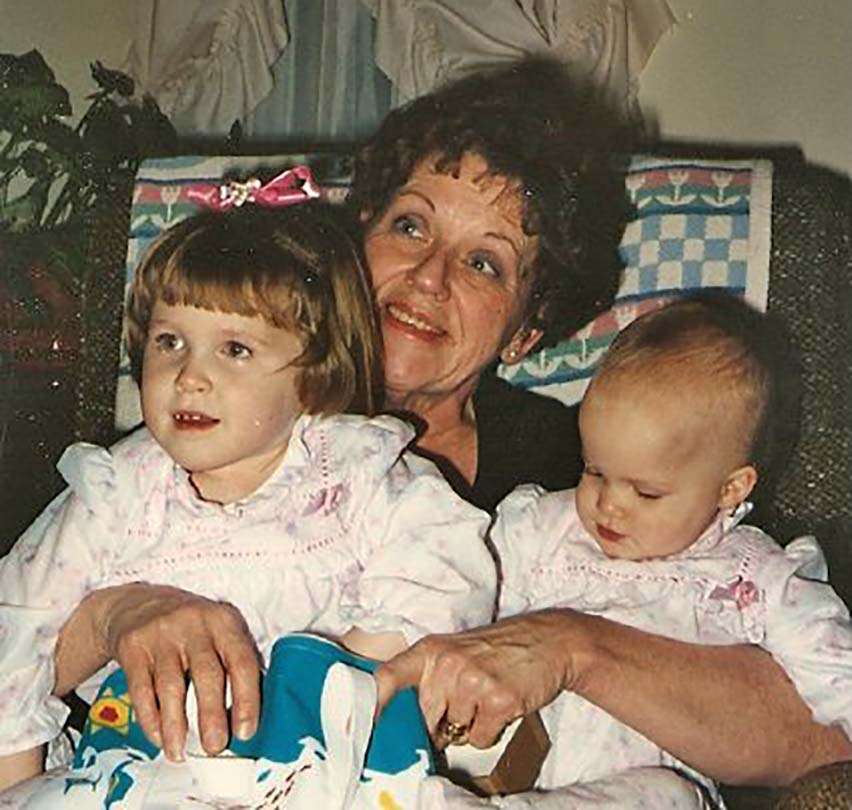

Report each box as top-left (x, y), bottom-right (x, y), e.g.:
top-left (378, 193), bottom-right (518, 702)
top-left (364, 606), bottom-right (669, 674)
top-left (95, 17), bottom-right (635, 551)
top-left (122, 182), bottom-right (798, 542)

top-left (3, 144), bottom-right (850, 809)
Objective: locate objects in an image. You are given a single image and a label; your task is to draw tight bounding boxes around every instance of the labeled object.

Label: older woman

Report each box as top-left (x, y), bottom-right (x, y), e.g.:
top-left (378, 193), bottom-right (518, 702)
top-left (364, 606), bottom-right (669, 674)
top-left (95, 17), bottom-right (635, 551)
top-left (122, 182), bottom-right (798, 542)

top-left (18, 58), bottom-right (851, 795)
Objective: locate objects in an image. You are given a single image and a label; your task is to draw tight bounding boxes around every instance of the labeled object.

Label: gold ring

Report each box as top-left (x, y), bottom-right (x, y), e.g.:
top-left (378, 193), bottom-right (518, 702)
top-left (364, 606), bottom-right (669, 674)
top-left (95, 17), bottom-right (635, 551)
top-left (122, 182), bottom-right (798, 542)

top-left (442, 720), bottom-right (470, 745)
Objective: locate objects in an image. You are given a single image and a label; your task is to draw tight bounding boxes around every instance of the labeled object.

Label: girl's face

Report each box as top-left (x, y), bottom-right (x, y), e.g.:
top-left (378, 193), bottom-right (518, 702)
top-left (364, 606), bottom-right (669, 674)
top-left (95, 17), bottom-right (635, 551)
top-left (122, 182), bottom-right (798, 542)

top-left (575, 381), bottom-right (756, 560)
top-left (141, 302), bottom-right (304, 504)
top-left (364, 153), bottom-right (542, 409)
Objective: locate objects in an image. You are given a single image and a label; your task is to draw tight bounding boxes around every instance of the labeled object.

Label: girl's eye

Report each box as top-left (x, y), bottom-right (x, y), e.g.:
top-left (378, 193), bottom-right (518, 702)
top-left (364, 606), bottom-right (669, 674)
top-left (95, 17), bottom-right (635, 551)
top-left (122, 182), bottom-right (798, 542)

top-left (392, 215), bottom-right (423, 239)
top-left (224, 341), bottom-right (252, 360)
top-left (468, 254), bottom-right (500, 279)
top-left (152, 332), bottom-right (183, 352)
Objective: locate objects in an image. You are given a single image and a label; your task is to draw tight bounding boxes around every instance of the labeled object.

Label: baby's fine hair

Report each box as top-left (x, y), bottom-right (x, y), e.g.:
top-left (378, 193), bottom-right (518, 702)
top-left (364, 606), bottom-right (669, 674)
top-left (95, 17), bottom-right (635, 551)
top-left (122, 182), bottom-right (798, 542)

top-left (126, 202), bottom-right (383, 415)
top-left (593, 293), bottom-right (798, 479)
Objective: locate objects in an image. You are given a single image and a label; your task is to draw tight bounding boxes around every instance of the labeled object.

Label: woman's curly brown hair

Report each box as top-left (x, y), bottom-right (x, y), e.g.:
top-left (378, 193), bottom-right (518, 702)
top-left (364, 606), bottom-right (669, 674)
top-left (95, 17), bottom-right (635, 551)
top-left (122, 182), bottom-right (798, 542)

top-left (347, 56), bottom-right (634, 347)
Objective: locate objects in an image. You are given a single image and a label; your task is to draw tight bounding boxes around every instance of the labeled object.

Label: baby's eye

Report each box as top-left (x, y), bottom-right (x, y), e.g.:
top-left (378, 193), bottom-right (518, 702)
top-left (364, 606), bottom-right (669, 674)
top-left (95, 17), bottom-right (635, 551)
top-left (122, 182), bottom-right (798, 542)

top-left (581, 465), bottom-right (601, 478)
top-left (637, 490), bottom-right (663, 501)
top-left (467, 253), bottom-right (500, 279)
top-left (152, 332), bottom-right (184, 352)
top-left (392, 215), bottom-right (423, 239)
top-left (224, 341), bottom-right (253, 360)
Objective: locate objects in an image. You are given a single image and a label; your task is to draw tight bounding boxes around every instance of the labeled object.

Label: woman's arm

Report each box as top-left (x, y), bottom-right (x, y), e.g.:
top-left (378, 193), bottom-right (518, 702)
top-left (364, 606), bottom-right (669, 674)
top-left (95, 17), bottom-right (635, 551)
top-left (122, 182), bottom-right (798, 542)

top-left (0, 746), bottom-right (44, 792)
top-left (565, 612), bottom-right (852, 785)
top-left (54, 583), bottom-right (262, 761)
top-left (375, 609), bottom-right (852, 786)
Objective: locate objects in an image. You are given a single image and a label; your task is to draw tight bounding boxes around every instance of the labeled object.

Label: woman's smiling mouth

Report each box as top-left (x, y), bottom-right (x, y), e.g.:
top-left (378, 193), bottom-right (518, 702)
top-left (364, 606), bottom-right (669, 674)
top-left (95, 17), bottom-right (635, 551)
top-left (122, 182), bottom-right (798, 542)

top-left (384, 302), bottom-right (445, 339)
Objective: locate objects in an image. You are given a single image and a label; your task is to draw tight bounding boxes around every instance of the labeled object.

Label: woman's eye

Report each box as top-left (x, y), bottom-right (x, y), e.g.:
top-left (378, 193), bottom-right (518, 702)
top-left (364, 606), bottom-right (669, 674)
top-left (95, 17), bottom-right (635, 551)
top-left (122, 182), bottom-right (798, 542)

top-left (468, 254), bottom-right (500, 278)
top-left (392, 215), bottom-right (423, 239)
top-left (224, 341), bottom-right (252, 360)
top-left (152, 332), bottom-right (183, 352)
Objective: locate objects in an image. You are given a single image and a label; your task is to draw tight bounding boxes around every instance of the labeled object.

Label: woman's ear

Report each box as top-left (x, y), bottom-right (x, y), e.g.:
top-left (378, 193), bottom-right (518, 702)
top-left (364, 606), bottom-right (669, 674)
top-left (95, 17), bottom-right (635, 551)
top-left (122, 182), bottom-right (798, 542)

top-left (718, 465), bottom-right (758, 510)
top-left (500, 327), bottom-right (544, 365)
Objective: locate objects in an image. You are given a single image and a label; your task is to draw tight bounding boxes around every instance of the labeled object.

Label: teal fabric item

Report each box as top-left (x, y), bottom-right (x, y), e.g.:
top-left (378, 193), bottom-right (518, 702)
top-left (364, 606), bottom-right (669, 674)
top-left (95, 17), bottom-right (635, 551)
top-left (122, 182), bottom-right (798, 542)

top-left (63, 632), bottom-right (433, 808)
top-left (73, 669), bottom-right (160, 765)
top-left (229, 633), bottom-right (434, 775)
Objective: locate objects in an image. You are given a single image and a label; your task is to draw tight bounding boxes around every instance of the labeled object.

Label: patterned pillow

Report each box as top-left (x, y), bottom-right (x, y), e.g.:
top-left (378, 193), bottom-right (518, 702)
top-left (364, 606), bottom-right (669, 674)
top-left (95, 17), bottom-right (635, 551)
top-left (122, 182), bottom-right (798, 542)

top-left (114, 154), bottom-right (772, 429)
top-left (497, 156), bottom-right (773, 404)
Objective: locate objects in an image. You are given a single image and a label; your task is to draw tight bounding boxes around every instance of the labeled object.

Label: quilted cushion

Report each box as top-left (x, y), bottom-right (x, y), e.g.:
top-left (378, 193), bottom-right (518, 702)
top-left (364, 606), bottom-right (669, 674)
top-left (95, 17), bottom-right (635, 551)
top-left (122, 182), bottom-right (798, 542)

top-left (113, 154), bottom-right (774, 426)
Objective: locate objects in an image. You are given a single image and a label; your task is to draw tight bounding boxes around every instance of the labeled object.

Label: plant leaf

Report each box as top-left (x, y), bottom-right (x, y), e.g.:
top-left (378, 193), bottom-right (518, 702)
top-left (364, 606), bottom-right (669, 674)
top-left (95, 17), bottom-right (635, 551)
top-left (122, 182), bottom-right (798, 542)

top-left (81, 100), bottom-right (133, 164)
top-left (0, 50), bottom-right (56, 87)
top-left (0, 83), bottom-right (72, 123)
top-left (90, 60), bottom-right (135, 97)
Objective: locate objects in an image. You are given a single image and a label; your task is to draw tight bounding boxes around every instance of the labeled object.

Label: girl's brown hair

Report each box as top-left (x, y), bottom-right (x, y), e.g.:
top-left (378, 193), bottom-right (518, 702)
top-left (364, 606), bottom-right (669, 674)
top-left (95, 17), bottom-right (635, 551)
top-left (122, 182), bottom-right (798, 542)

top-left (126, 203), bottom-right (383, 415)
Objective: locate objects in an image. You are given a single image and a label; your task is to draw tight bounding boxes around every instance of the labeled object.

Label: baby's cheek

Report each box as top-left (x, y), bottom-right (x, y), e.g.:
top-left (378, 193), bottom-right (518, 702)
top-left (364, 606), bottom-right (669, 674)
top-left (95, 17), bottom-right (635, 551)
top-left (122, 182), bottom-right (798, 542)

top-left (574, 484), bottom-right (594, 530)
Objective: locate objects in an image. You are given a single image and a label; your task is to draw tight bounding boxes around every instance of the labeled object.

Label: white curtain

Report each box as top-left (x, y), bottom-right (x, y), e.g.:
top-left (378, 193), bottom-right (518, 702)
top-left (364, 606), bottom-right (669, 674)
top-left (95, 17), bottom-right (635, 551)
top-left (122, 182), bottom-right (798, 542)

top-left (120, 0), bottom-right (289, 137)
top-left (120, 0), bottom-right (675, 141)
top-left (363, 0), bottom-right (676, 123)
top-left (243, 0), bottom-right (392, 143)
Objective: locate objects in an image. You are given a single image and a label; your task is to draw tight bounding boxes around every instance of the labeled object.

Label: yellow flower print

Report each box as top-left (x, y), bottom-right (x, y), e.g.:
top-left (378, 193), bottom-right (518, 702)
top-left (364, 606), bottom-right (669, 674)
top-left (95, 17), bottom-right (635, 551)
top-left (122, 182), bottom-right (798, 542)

top-left (88, 687), bottom-right (133, 736)
top-left (378, 790), bottom-right (403, 810)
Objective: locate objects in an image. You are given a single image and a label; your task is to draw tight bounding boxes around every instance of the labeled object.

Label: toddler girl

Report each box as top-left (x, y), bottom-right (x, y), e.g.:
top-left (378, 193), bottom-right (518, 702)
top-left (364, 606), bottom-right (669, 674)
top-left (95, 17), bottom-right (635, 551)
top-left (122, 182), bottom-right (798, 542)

top-left (0, 200), bottom-right (495, 803)
top-left (491, 294), bottom-right (852, 807)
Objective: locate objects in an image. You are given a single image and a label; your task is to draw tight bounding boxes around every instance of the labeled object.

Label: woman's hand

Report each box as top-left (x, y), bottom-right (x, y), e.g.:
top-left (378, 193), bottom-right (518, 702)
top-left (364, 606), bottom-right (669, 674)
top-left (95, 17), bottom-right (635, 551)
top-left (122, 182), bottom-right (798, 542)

top-left (377, 608), bottom-right (852, 784)
top-left (55, 584), bottom-right (261, 761)
top-left (375, 611), bottom-right (574, 748)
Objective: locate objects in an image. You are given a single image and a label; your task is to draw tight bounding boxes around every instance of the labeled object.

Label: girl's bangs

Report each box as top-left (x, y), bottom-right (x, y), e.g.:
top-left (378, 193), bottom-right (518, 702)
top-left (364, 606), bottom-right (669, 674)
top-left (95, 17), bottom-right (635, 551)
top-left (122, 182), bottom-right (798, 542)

top-left (156, 249), bottom-right (296, 328)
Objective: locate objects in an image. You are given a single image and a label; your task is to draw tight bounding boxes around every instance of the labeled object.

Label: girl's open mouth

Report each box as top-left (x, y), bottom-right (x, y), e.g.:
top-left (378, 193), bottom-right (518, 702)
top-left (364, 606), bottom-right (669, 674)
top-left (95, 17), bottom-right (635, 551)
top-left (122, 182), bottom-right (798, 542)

top-left (173, 411), bottom-right (220, 430)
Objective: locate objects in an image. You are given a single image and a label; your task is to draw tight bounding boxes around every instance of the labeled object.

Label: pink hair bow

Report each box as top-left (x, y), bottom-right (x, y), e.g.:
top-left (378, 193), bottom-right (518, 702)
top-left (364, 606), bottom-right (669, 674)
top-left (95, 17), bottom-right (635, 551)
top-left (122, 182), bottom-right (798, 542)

top-left (187, 165), bottom-right (321, 211)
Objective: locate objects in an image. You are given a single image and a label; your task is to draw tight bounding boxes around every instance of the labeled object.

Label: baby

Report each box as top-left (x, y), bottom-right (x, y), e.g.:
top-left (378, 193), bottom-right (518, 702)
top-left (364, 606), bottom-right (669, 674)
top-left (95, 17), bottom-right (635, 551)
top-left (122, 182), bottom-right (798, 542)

top-left (0, 199), bottom-right (495, 805)
top-left (492, 294), bottom-right (852, 806)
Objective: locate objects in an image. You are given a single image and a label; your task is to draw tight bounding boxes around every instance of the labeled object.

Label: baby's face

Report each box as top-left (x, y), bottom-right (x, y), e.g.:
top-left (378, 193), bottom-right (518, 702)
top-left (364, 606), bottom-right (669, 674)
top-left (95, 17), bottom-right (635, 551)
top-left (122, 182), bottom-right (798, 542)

top-left (576, 382), bottom-right (751, 560)
top-left (141, 301), bottom-right (305, 503)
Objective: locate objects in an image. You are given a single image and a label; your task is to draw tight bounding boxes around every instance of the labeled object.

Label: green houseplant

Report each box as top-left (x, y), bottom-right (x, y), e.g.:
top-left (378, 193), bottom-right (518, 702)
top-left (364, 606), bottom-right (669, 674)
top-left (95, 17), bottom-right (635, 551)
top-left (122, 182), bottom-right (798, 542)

top-left (0, 50), bottom-right (177, 544)
top-left (1, 49), bottom-right (177, 317)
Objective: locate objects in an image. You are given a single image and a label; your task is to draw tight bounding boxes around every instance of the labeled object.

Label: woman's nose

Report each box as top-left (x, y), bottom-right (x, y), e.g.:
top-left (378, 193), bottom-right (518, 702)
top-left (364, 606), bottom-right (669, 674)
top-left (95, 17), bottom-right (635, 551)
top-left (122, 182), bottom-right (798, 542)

top-left (175, 355), bottom-right (212, 393)
top-left (407, 249), bottom-right (450, 300)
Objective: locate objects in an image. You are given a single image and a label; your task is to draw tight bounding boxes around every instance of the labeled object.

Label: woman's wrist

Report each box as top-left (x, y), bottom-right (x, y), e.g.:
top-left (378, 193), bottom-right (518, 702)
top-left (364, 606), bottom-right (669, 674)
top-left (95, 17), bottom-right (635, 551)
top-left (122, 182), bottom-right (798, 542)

top-left (53, 582), bottom-right (160, 696)
top-left (95, 582), bottom-right (160, 660)
top-left (530, 608), bottom-right (602, 696)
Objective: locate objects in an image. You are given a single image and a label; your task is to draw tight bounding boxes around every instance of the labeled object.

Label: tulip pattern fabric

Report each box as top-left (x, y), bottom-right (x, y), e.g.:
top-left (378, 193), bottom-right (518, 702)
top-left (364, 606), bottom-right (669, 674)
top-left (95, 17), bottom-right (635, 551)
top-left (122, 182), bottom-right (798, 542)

top-left (498, 157), bottom-right (773, 405)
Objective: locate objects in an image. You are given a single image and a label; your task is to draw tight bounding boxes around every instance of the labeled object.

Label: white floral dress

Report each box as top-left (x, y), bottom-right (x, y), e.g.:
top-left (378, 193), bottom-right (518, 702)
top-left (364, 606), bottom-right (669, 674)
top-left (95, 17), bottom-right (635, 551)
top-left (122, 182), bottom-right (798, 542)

top-left (0, 412), bottom-right (496, 759)
top-left (492, 485), bottom-right (852, 804)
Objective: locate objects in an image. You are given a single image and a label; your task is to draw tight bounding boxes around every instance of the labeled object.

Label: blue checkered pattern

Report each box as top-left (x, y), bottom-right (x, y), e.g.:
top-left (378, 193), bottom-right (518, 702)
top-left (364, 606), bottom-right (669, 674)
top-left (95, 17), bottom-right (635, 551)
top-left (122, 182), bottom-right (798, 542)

top-left (498, 157), bottom-right (772, 403)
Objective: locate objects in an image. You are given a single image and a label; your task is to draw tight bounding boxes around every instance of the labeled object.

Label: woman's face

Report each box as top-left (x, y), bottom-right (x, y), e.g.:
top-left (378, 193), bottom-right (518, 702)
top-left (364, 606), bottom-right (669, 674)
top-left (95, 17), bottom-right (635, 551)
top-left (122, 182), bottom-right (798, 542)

top-left (364, 153), bottom-right (542, 407)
